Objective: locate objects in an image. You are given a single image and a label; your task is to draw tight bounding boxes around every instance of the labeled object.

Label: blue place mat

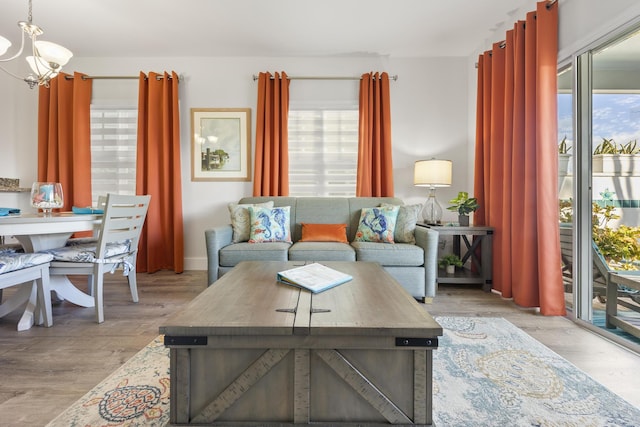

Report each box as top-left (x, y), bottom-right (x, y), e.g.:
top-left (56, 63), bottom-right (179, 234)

top-left (0, 207), bottom-right (20, 216)
top-left (72, 206), bottom-right (104, 214)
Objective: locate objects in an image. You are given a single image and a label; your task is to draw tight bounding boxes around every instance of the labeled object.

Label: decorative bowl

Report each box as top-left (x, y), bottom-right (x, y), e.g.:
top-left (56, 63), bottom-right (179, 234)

top-left (31, 182), bottom-right (64, 215)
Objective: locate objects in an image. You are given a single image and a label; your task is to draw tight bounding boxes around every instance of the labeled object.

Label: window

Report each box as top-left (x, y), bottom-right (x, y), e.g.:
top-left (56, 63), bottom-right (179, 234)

top-left (90, 107), bottom-right (137, 205)
top-left (288, 108), bottom-right (358, 196)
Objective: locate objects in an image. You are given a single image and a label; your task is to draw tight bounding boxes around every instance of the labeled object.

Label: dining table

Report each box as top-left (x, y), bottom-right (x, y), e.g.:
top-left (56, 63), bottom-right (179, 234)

top-left (0, 212), bottom-right (102, 330)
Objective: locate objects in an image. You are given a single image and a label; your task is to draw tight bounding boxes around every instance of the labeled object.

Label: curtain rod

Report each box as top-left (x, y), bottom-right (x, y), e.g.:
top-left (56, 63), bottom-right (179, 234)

top-left (64, 74), bottom-right (183, 81)
top-left (252, 74), bottom-right (398, 81)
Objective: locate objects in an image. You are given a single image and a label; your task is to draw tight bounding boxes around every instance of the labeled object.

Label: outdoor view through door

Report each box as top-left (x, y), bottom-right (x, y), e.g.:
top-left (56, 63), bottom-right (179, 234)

top-left (557, 27), bottom-right (640, 349)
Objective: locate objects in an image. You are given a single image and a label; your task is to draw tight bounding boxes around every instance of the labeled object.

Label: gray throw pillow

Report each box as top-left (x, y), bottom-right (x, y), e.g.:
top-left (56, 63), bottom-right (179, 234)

top-left (381, 203), bottom-right (421, 244)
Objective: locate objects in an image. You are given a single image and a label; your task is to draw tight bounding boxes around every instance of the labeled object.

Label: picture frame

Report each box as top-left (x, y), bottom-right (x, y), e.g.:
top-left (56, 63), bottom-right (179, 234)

top-left (191, 108), bottom-right (251, 181)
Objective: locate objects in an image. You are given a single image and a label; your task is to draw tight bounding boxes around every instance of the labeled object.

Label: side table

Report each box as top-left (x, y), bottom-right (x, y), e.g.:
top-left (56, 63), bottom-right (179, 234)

top-left (418, 223), bottom-right (494, 292)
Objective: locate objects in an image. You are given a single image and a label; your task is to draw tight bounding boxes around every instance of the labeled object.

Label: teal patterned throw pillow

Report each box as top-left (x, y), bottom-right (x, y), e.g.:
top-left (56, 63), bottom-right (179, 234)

top-left (354, 205), bottom-right (400, 243)
top-left (248, 206), bottom-right (292, 243)
top-left (228, 201), bottom-right (274, 242)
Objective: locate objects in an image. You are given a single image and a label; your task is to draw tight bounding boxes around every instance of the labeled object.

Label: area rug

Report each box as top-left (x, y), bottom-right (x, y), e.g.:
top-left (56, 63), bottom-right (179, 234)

top-left (46, 317), bottom-right (640, 427)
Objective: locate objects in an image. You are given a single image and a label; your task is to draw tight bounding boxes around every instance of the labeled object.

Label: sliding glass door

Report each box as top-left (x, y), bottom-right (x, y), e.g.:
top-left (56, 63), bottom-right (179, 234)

top-left (562, 27), bottom-right (640, 349)
top-left (557, 66), bottom-right (575, 309)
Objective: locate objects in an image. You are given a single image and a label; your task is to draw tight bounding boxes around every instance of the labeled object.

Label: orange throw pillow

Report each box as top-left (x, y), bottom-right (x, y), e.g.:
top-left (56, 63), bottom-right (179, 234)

top-left (300, 223), bottom-right (348, 243)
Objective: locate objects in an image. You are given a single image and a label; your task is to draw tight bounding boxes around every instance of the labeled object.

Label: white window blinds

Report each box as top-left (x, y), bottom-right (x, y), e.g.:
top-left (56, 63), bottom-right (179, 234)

top-left (288, 108), bottom-right (358, 197)
top-left (90, 107), bottom-right (137, 205)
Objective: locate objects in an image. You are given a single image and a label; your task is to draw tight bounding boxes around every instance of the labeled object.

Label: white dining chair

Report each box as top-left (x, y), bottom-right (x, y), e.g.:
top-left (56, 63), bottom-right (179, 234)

top-left (43, 194), bottom-right (151, 323)
top-left (65, 194), bottom-right (108, 247)
top-left (0, 243), bottom-right (24, 304)
top-left (65, 195), bottom-right (108, 297)
top-left (0, 252), bottom-right (54, 330)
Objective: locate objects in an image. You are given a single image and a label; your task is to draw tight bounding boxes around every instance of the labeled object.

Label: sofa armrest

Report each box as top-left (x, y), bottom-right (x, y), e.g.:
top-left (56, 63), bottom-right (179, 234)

top-left (414, 226), bottom-right (439, 297)
top-left (204, 225), bottom-right (233, 286)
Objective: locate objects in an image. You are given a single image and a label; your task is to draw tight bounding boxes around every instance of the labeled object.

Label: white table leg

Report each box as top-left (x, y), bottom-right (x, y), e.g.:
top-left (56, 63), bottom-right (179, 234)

top-left (0, 282), bottom-right (33, 318)
top-left (16, 233), bottom-right (72, 253)
top-left (50, 276), bottom-right (95, 308)
top-left (16, 232), bottom-right (95, 308)
top-left (7, 275), bottom-right (95, 332)
top-left (18, 284), bottom-right (38, 331)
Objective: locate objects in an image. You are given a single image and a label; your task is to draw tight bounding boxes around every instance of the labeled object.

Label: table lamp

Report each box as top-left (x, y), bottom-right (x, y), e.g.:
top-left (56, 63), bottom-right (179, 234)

top-left (414, 159), bottom-right (452, 224)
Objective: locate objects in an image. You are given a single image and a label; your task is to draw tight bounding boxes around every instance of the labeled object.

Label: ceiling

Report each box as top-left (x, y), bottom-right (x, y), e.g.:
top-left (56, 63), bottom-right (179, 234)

top-left (0, 0), bottom-right (536, 59)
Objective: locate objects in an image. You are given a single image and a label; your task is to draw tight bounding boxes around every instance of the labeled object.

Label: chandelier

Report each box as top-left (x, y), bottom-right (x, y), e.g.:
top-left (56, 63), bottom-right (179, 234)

top-left (0, 0), bottom-right (73, 88)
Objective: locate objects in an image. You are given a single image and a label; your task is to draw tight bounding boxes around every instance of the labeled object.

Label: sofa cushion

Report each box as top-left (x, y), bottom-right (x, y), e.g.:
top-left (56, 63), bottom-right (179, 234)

top-left (229, 201), bottom-right (274, 243)
top-left (299, 223), bottom-right (348, 243)
top-left (353, 205), bottom-right (399, 243)
top-left (288, 242), bottom-right (356, 262)
top-left (381, 203), bottom-right (421, 244)
top-left (291, 198), bottom-right (351, 242)
top-left (219, 242), bottom-right (291, 267)
top-left (351, 241), bottom-right (424, 267)
top-left (249, 206), bottom-right (292, 243)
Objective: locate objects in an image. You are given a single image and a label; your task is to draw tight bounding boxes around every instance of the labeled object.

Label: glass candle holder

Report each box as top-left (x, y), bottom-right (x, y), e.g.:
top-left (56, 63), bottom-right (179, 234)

top-left (31, 182), bottom-right (64, 215)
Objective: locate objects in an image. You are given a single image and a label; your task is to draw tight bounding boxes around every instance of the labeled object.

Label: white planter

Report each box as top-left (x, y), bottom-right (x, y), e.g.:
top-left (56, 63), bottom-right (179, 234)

top-left (446, 265), bottom-right (455, 275)
top-left (558, 154), bottom-right (571, 176)
top-left (592, 154), bottom-right (640, 174)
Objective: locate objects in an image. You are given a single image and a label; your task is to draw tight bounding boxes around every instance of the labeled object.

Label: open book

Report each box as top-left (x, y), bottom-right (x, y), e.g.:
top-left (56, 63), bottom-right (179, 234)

top-left (277, 263), bottom-right (353, 293)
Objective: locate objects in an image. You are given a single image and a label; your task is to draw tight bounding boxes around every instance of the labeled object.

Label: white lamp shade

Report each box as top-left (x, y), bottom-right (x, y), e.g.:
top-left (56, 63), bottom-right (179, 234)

top-left (414, 159), bottom-right (452, 187)
top-left (26, 55), bottom-right (57, 77)
top-left (34, 40), bottom-right (73, 67)
top-left (0, 36), bottom-right (11, 56)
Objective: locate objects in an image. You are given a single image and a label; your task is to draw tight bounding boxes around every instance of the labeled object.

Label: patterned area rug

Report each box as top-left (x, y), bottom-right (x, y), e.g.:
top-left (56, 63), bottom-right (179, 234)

top-left (46, 317), bottom-right (640, 427)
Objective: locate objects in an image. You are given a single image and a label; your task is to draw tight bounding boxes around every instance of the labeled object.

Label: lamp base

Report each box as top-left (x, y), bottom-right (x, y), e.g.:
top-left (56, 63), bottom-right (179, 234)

top-left (422, 188), bottom-right (443, 224)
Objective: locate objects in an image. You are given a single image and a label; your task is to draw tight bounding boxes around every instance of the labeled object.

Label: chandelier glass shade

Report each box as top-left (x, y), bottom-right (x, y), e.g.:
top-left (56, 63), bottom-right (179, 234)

top-left (0, 0), bottom-right (73, 88)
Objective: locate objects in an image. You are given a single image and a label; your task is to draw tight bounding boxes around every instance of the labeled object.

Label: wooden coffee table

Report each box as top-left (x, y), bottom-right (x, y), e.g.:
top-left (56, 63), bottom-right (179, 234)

top-left (160, 261), bottom-right (442, 426)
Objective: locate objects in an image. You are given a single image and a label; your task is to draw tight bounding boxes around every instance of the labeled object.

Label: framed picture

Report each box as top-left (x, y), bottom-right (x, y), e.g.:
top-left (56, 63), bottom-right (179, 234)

top-left (191, 108), bottom-right (251, 181)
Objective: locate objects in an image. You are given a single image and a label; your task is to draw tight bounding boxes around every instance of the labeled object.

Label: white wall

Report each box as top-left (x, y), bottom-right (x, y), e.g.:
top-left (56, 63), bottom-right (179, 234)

top-left (0, 61), bottom-right (43, 212)
top-left (0, 55), bottom-right (469, 270)
top-left (557, 0), bottom-right (640, 63)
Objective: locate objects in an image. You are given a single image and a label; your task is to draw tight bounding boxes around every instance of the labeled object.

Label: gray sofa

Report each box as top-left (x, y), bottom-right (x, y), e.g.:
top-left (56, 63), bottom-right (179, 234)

top-left (204, 196), bottom-right (439, 301)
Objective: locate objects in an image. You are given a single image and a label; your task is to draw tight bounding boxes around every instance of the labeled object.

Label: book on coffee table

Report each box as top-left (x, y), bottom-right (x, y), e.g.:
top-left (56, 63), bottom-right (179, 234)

top-left (277, 263), bottom-right (353, 293)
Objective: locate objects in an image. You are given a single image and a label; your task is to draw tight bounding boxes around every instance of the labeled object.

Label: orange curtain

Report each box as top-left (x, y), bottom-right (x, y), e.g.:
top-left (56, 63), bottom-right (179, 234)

top-left (37, 71), bottom-right (92, 210)
top-left (253, 71), bottom-right (290, 196)
top-left (136, 71), bottom-right (184, 273)
top-left (356, 72), bottom-right (394, 197)
top-left (474, 1), bottom-right (565, 315)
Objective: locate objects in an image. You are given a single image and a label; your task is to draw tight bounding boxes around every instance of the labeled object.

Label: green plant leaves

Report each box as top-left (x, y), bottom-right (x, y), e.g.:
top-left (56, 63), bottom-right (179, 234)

top-left (438, 254), bottom-right (463, 268)
top-left (593, 137), bottom-right (639, 155)
top-left (447, 191), bottom-right (479, 215)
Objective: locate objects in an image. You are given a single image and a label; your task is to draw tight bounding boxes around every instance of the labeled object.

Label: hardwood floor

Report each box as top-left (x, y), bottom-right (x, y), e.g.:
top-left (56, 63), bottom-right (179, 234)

top-left (0, 271), bottom-right (638, 426)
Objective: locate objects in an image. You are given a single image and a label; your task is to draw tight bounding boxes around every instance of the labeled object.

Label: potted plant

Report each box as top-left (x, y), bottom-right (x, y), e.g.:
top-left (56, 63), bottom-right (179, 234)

top-left (558, 135), bottom-right (572, 176)
top-left (592, 137), bottom-right (640, 173)
top-left (439, 254), bottom-right (463, 274)
top-left (447, 191), bottom-right (479, 226)
top-left (559, 193), bottom-right (640, 270)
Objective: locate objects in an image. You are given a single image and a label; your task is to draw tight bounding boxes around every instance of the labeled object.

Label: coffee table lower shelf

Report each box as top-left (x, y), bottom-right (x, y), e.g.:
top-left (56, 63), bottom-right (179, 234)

top-left (437, 267), bottom-right (488, 285)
